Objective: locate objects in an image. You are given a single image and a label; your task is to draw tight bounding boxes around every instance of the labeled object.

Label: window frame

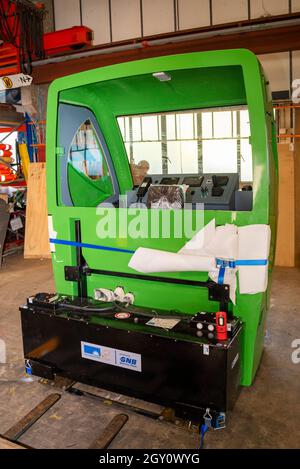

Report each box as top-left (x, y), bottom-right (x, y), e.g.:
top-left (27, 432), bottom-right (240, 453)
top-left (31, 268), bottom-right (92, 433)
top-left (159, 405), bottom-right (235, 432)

top-left (58, 103), bottom-right (119, 207)
top-left (117, 105), bottom-right (253, 184)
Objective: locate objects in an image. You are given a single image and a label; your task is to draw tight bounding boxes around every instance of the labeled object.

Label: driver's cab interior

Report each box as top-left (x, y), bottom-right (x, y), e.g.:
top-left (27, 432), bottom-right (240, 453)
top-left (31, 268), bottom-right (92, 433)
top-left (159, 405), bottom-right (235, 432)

top-left (57, 65), bottom-right (254, 212)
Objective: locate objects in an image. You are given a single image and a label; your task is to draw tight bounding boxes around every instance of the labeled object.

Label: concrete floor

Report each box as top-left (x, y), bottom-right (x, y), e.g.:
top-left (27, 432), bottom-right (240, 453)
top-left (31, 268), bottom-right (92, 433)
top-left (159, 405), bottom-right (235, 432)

top-left (0, 253), bottom-right (299, 449)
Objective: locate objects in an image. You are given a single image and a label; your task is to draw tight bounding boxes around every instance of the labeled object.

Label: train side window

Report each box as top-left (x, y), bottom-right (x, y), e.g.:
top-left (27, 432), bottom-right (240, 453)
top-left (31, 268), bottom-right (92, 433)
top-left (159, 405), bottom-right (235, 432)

top-left (58, 103), bottom-right (118, 207)
top-left (67, 119), bottom-right (114, 207)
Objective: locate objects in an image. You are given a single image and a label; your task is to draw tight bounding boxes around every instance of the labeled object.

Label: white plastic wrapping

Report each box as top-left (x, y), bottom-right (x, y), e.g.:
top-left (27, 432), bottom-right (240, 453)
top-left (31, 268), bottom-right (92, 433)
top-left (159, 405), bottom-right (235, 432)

top-left (238, 224), bottom-right (271, 294)
top-left (128, 219), bottom-right (271, 302)
top-left (128, 247), bottom-right (215, 273)
top-left (180, 221), bottom-right (238, 302)
top-left (48, 215), bottom-right (57, 253)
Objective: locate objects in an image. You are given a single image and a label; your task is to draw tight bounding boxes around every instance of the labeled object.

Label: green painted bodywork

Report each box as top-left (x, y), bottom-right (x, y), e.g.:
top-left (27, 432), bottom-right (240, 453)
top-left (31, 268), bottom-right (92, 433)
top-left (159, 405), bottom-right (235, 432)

top-left (46, 49), bottom-right (278, 386)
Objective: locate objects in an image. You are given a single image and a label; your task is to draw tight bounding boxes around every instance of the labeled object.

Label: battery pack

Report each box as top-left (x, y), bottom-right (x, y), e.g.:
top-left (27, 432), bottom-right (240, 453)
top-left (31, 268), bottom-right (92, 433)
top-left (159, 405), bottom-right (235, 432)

top-left (20, 297), bottom-right (242, 421)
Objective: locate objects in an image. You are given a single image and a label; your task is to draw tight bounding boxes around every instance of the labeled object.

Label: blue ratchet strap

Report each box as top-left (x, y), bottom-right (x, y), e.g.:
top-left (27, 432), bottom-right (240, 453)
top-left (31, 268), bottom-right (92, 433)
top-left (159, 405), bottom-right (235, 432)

top-left (200, 424), bottom-right (209, 449)
top-left (217, 266), bottom-right (226, 285)
top-left (235, 259), bottom-right (268, 266)
top-left (49, 238), bottom-right (135, 254)
top-left (216, 258), bottom-right (268, 285)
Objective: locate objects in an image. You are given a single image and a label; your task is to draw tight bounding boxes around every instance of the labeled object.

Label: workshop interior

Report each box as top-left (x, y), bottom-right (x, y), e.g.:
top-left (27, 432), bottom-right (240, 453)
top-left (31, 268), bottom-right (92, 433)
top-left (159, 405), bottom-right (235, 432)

top-left (0, 0), bottom-right (299, 454)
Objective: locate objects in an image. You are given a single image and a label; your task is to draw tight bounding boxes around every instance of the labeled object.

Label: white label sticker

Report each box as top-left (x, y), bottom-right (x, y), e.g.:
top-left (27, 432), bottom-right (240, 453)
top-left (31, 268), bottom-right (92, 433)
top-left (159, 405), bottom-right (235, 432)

top-left (203, 344), bottom-right (210, 356)
top-left (146, 317), bottom-right (180, 329)
top-left (81, 341), bottom-right (115, 365)
top-left (0, 74), bottom-right (32, 91)
top-left (115, 350), bottom-right (142, 372)
top-left (10, 216), bottom-right (23, 231)
top-left (81, 341), bottom-right (142, 372)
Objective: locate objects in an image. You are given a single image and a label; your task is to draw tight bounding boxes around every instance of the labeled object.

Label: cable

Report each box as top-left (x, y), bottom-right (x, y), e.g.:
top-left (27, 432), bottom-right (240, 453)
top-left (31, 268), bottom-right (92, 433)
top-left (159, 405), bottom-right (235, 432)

top-left (56, 302), bottom-right (116, 316)
top-left (114, 301), bottom-right (193, 321)
top-left (0, 1), bottom-right (45, 74)
top-left (55, 299), bottom-right (193, 322)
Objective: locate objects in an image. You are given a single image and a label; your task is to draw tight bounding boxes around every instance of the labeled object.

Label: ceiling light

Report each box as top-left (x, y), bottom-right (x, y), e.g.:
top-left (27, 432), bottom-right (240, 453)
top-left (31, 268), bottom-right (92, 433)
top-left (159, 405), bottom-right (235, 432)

top-left (152, 72), bottom-right (171, 82)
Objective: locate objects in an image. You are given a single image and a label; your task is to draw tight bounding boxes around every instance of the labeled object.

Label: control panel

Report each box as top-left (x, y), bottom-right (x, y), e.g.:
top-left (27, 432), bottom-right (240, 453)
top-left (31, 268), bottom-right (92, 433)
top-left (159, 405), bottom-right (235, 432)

top-left (129, 173), bottom-right (244, 210)
top-left (182, 173), bottom-right (238, 210)
top-left (105, 172), bottom-right (253, 211)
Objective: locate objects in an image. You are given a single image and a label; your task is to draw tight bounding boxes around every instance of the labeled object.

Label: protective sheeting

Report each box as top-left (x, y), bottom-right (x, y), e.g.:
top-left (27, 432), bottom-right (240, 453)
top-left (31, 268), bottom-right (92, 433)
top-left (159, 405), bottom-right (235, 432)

top-left (48, 215), bottom-right (57, 253)
top-left (128, 247), bottom-right (215, 273)
top-left (128, 219), bottom-right (270, 303)
top-left (179, 220), bottom-right (238, 302)
top-left (238, 224), bottom-right (271, 294)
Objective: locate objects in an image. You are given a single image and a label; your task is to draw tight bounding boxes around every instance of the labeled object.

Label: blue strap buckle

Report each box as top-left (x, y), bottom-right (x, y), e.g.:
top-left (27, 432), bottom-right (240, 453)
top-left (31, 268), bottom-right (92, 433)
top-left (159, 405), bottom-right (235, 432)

top-left (216, 258), bottom-right (236, 269)
top-left (216, 258), bottom-right (236, 285)
top-left (216, 257), bottom-right (268, 285)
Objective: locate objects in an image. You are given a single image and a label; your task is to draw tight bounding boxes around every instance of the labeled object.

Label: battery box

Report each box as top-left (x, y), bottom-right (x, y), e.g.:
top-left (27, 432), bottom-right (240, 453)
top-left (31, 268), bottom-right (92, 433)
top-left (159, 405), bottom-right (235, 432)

top-left (20, 294), bottom-right (242, 421)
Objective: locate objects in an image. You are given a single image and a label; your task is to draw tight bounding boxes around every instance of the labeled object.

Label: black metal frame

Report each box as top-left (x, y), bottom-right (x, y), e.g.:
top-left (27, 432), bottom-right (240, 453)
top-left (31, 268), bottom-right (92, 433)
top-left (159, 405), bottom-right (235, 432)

top-left (65, 220), bottom-right (231, 312)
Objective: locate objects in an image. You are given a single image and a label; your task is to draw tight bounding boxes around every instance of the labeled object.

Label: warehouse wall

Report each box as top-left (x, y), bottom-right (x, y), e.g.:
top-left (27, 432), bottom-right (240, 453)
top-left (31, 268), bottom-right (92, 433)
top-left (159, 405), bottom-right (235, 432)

top-left (53, 0), bottom-right (294, 38)
top-left (53, 0), bottom-right (300, 95)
